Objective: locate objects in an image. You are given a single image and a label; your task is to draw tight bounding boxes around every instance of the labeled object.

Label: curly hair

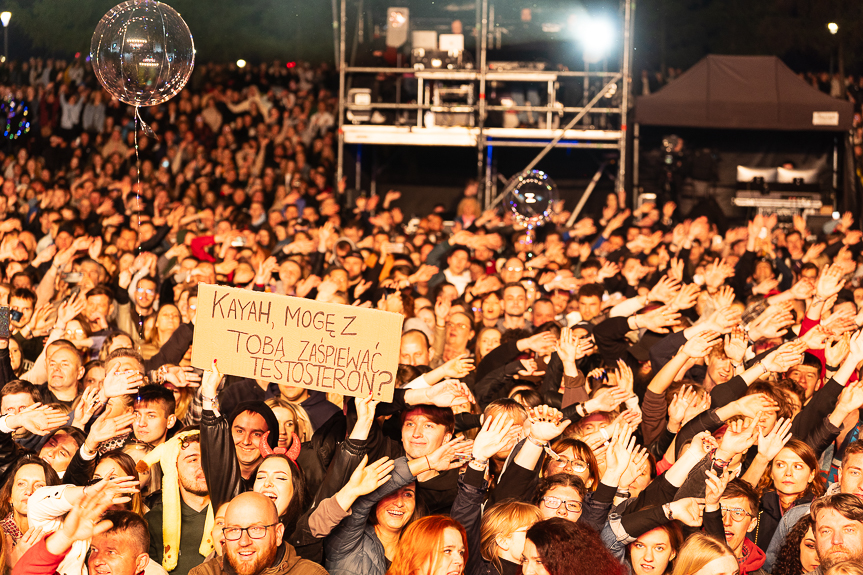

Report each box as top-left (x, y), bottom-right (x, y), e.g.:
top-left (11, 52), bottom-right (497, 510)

top-left (770, 515), bottom-right (814, 575)
top-left (526, 518), bottom-right (622, 575)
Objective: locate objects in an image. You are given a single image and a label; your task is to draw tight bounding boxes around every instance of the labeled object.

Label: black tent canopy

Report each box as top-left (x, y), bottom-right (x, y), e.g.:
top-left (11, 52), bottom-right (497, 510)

top-left (635, 55), bottom-right (853, 131)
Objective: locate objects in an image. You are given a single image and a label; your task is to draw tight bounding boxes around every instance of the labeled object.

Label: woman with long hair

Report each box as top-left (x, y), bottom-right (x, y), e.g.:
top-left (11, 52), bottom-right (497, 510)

top-left (627, 524), bottom-right (684, 575)
top-left (386, 516), bottom-right (467, 575)
top-left (751, 438), bottom-right (824, 551)
top-left (91, 450), bottom-right (146, 516)
top-left (670, 533), bottom-right (737, 575)
top-left (140, 304), bottom-right (181, 360)
top-left (522, 518), bottom-right (622, 575)
top-left (0, 458), bottom-right (61, 566)
top-left (479, 502), bottom-right (542, 575)
top-left (771, 515), bottom-right (820, 575)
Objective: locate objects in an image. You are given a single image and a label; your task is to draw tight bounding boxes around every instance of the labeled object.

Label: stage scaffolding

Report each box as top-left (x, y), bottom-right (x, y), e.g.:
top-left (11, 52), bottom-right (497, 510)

top-left (336, 0), bottom-right (636, 213)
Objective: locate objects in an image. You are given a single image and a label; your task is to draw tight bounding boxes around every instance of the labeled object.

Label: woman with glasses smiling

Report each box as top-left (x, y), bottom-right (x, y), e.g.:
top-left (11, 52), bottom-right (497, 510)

top-left (541, 438), bottom-right (600, 491)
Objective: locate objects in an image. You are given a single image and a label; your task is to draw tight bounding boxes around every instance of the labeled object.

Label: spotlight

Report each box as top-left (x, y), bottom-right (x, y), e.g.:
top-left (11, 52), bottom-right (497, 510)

top-left (571, 14), bottom-right (615, 62)
top-left (827, 22), bottom-right (838, 35)
top-left (236, 59), bottom-right (247, 68)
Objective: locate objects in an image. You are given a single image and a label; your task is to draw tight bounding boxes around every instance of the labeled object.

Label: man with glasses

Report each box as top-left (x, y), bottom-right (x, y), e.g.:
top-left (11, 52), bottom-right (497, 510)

top-left (191, 491), bottom-right (325, 575)
top-left (718, 479), bottom-right (766, 575)
top-left (432, 310), bottom-right (474, 368)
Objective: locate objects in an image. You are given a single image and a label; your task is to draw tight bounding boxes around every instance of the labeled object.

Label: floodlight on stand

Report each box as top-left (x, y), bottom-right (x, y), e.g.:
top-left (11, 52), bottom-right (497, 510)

top-left (0, 13), bottom-right (10, 28)
top-left (236, 59), bottom-right (247, 68)
top-left (571, 13), bottom-right (615, 63)
top-left (827, 22), bottom-right (838, 35)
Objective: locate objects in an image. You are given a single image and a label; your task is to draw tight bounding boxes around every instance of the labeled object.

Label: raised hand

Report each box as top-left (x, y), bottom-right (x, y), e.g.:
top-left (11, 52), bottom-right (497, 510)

top-left (825, 335), bottom-right (851, 369)
top-left (704, 259), bottom-right (735, 290)
top-left (668, 284), bottom-right (701, 312)
top-left (85, 411), bottom-right (135, 451)
top-left (200, 359), bottom-right (223, 400)
top-left (527, 405), bottom-right (570, 443)
top-left (635, 305), bottom-right (681, 334)
top-left (789, 278), bottom-right (816, 300)
top-left (816, 264), bottom-right (847, 299)
top-left (587, 386), bottom-right (630, 413)
top-left (441, 353), bottom-right (475, 379)
top-left (714, 285), bottom-right (736, 310)
top-left (425, 379), bottom-right (475, 408)
top-left (517, 358), bottom-right (545, 378)
top-left (724, 326), bottom-right (747, 363)
top-left (521, 331), bottom-right (557, 355)
top-left (100, 365), bottom-right (144, 401)
top-left (704, 468), bottom-right (735, 510)
top-left (344, 455), bottom-right (394, 498)
top-left (46, 481), bottom-right (117, 555)
top-left (163, 365), bottom-right (202, 388)
top-left (426, 437), bottom-right (474, 471)
top-left (732, 393), bottom-right (780, 420)
top-left (718, 416), bottom-right (759, 458)
top-left (472, 414), bottom-right (515, 461)
top-left (761, 340), bottom-right (807, 373)
top-left (646, 275), bottom-right (681, 304)
top-left (669, 497), bottom-right (705, 527)
top-left (668, 386), bottom-right (697, 429)
top-left (354, 395), bottom-right (380, 426)
top-left (7, 403), bottom-right (69, 436)
top-left (757, 417), bottom-right (793, 460)
top-left (603, 423), bottom-right (637, 484)
top-left (682, 330), bottom-right (721, 359)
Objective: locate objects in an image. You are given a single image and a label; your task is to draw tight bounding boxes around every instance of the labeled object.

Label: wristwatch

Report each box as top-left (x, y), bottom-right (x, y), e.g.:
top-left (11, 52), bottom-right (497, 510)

top-left (662, 502), bottom-right (673, 520)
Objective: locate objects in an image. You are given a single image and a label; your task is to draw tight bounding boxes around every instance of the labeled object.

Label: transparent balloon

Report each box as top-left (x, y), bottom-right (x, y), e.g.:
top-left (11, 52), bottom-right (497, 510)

top-left (90, 0), bottom-right (195, 107)
top-left (507, 169), bottom-right (558, 227)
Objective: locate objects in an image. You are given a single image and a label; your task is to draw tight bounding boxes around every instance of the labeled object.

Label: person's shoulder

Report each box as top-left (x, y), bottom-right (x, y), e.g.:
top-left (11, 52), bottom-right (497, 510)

top-left (189, 555), bottom-right (223, 575)
top-left (289, 558), bottom-right (329, 575)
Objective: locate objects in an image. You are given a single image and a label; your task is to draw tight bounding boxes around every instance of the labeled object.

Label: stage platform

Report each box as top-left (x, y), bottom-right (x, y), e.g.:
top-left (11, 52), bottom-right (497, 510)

top-left (341, 125), bottom-right (623, 148)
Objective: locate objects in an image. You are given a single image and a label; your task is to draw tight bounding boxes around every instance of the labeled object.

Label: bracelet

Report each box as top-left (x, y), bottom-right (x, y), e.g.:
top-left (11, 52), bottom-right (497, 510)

top-left (662, 502), bottom-right (673, 520)
top-left (826, 364), bottom-right (840, 371)
top-left (424, 455), bottom-right (431, 471)
top-left (616, 488), bottom-right (631, 498)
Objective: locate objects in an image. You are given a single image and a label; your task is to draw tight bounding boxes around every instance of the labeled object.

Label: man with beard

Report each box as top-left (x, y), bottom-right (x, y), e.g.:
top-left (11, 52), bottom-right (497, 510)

top-left (807, 493), bottom-right (863, 574)
top-left (190, 492), bottom-right (325, 575)
top-left (144, 432), bottom-right (213, 575)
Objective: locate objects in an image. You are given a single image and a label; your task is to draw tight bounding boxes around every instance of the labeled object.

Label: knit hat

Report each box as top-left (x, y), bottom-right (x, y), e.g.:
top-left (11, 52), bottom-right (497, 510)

top-left (137, 431), bottom-right (215, 571)
top-left (227, 401), bottom-right (280, 450)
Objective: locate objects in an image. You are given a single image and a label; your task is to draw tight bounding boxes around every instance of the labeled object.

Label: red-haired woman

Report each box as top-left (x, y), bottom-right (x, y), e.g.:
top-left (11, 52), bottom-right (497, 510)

top-left (522, 518), bottom-right (623, 575)
top-left (386, 516), bottom-right (468, 575)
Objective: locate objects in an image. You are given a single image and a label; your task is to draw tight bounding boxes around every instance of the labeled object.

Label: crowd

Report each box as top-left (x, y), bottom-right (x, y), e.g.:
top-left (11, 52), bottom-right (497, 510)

top-left (0, 54), bottom-right (857, 575)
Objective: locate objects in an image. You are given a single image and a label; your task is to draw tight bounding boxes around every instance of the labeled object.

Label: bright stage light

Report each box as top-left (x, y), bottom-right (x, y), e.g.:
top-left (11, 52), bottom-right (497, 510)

top-left (0, 12), bottom-right (11, 28)
top-left (237, 59), bottom-right (247, 68)
top-left (827, 22), bottom-right (838, 35)
top-left (571, 13), bottom-right (615, 62)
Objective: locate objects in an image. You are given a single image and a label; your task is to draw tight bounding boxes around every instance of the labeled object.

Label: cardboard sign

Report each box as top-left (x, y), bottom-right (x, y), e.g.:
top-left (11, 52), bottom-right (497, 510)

top-left (191, 284), bottom-right (404, 402)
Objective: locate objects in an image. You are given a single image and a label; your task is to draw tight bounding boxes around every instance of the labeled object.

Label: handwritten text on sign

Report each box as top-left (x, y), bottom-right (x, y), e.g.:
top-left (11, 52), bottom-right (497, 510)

top-left (191, 284), bottom-right (404, 402)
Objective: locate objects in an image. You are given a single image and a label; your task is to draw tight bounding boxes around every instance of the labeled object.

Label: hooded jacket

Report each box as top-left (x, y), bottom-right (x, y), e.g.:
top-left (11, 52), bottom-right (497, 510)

top-left (739, 537), bottom-right (767, 575)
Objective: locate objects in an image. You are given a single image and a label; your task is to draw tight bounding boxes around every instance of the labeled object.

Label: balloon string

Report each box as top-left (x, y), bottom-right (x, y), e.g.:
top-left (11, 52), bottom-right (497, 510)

top-left (134, 105), bottom-right (142, 254)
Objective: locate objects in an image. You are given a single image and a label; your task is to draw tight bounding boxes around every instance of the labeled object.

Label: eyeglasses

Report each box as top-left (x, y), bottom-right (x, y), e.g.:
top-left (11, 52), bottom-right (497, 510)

top-left (720, 506), bottom-right (753, 522)
top-left (549, 457), bottom-right (588, 473)
top-left (136, 288), bottom-right (155, 295)
top-left (540, 496), bottom-right (582, 513)
top-left (222, 523), bottom-right (279, 541)
top-left (64, 329), bottom-right (85, 338)
top-left (506, 267), bottom-right (523, 272)
top-left (446, 322), bottom-right (471, 331)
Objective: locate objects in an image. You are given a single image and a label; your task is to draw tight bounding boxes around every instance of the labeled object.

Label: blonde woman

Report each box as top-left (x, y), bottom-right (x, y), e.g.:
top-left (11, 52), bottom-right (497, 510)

top-left (265, 397), bottom-right (312, 445)
top-left (479, 502), bottom-right (543, 575)
top-left (670, 533), bottom-right (737, 575)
